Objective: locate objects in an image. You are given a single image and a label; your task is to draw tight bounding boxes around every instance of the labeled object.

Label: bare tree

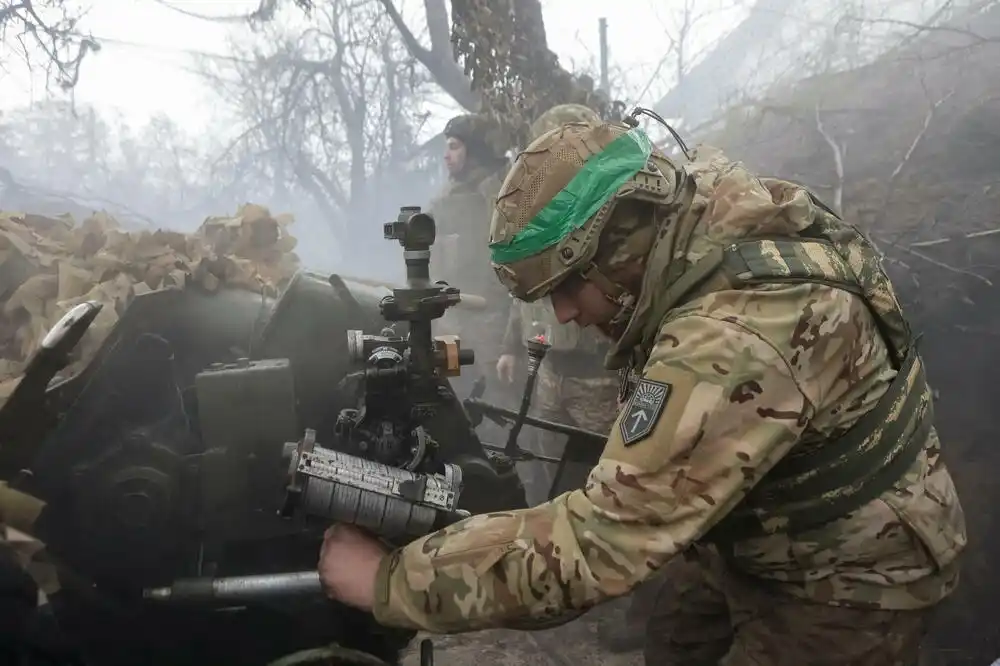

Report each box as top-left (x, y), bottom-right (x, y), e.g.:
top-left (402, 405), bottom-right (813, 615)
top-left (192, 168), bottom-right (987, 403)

top-left (652, 0), bottom-right (749, 88)
top-left (0, 100), bottom-right (113, 193)
top-left (0, 0), bottom-right (319, 90)
top-left (0, 99), bottom-right (222, 225)
top-left (139, 0), bottom-right (313, 24)
top-left (0, 0), bottom-right (98, 89)
top-left (667, 0), bottom-right (990, 138)
top-left (201, 0), bottom-right (434, 239)
top-left (132, 1), bottom-right (650, 148)
top-left (157, 0), bottom-right (616, 144)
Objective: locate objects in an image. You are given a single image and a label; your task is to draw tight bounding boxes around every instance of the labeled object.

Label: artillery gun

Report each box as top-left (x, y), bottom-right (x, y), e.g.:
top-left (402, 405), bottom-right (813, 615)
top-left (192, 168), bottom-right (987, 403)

top-left (0, 206), bottom-right (605, 666)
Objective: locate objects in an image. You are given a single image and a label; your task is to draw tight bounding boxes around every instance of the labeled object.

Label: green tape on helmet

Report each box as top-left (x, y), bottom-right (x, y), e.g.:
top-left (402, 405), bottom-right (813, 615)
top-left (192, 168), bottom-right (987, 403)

top-left (490, 128), bottom-right (653, 265)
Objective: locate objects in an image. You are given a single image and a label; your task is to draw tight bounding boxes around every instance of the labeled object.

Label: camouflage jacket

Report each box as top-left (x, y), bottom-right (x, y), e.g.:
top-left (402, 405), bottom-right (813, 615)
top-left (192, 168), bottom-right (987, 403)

top-left (371, 146), bottom-right (967, 634)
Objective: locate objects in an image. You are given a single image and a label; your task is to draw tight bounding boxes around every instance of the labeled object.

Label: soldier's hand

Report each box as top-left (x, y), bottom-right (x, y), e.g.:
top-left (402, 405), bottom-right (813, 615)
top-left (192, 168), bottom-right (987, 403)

top-left (318, 524), bottom-right (387, 612)
top-left (496, 354), bottom-right (517, 383)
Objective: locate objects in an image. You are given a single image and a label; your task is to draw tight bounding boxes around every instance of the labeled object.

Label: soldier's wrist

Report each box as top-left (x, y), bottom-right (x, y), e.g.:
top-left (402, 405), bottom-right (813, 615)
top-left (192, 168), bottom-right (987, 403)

top-left (371, 549), bottom-right (408, 628)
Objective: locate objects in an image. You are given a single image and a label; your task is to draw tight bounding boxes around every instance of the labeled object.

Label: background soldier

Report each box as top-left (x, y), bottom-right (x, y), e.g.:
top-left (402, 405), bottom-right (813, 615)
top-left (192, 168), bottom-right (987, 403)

top-left (427, 114), bottom-right (511, 387)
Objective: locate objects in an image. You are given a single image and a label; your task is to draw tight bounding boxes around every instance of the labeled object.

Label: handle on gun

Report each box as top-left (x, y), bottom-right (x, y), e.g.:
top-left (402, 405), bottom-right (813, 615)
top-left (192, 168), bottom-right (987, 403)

top-left (503, 335), bottom-right (550, 456)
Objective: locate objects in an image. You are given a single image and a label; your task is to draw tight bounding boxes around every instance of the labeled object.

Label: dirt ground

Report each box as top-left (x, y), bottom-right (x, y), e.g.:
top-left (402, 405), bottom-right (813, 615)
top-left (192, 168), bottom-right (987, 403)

top-left (400, 598), bottom-right (643, 666)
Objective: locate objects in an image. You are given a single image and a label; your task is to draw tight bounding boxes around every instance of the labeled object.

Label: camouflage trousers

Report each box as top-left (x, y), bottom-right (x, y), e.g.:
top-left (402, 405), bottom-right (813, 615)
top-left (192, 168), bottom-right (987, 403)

top-left (642, 544), bottom-right (933, 666)
top-left (517, 362), bottom-right (619, 506)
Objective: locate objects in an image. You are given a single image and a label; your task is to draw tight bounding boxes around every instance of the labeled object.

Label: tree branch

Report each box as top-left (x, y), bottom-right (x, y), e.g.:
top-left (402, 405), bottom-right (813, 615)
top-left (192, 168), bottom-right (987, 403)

top-left (888, 89), bottom-right (955, 183)
top-left (840, 14), bottom-right (1000, 45)
top-left (197, 0), bottom-right (432, 242)
top-left (873, 233), bottom-right (994, 286)
top-left (813, 104), bottom-right (845, 214)
top-left (376, 0), bottom-right (479, 110)
top-left (1, 0), bottom-right (99, 89)
top-left (148, 0), bottom-right (312, 23)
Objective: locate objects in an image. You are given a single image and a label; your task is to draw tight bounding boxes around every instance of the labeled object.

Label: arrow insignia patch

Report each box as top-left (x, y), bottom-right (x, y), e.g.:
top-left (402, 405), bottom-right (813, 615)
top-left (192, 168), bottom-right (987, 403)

top-left (620, 379), bottom-right (671, 446)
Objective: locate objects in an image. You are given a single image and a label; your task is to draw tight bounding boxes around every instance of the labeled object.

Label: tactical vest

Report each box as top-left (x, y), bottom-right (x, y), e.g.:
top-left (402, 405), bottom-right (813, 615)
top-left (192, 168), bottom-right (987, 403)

top-left (631, 200), bottom-right (933, 541)
top-left (517, 299), bottom-right (606, 354)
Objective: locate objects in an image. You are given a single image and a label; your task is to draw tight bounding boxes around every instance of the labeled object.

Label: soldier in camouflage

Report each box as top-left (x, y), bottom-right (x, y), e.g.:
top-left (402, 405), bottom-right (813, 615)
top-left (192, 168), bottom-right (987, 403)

top-left (318, 116), bottom-right (967, 665)
top-left (428, 114), bottom-right (512, 381)
top-left (496, 105), bottom-right (621, 505)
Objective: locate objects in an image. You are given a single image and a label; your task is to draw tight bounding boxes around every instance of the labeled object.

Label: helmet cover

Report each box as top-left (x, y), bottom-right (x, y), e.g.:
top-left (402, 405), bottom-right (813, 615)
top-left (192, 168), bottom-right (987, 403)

top-left (528, 104), bottom-right (601, 143)
top-left (488, 123), bottom-right (657, 301)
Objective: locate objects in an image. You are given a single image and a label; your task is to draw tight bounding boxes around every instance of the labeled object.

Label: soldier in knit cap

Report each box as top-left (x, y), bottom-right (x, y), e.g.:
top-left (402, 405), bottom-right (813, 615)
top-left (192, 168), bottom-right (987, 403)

top-left (428, 113), bottom-right (512, 383)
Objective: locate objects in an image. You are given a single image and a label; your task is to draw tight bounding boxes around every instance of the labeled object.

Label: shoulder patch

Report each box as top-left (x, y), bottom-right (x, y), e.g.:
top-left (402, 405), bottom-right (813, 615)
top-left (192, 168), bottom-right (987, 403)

top-left (619, 378), bottom-right (672, 446)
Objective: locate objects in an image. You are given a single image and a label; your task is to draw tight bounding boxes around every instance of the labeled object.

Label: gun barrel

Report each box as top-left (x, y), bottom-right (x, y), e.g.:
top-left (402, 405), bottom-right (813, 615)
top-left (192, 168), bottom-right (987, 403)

top-left (143, 570), bottom-right (323, 603)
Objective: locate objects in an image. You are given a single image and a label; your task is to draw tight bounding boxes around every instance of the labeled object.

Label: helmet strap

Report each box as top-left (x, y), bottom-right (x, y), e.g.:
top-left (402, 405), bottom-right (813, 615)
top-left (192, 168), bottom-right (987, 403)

top-left (579, 262), bottom-right (627, 304)
top-left (579, 262), bottom-right (637, 340)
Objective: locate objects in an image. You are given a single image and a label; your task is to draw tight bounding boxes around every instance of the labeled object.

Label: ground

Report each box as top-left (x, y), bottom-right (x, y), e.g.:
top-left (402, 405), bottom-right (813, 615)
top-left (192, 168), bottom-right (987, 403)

top-left (400, 598), bottom-right (643, 666)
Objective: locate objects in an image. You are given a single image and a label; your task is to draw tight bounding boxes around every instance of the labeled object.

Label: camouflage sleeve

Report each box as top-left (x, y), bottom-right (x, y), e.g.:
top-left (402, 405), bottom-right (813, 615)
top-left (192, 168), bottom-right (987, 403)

top-left (500, 300), bottom-right (523, 356)
top-left (372, 301), bottom-right (830, 633)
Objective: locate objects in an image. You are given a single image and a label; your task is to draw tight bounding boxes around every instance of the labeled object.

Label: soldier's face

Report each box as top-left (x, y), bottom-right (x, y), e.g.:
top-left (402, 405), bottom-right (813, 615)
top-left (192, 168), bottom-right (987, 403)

top-left (550, 275), bottom-right (620, 338)
top-left (444, 137), bottom-right (466, 175)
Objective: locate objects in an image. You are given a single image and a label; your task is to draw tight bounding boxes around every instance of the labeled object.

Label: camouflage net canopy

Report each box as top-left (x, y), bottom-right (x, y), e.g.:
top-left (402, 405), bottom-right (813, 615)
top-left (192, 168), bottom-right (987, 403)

top-left (450, 0), bottom-right (612, 148)
top-left (0, 204), bottom-right (301, 405)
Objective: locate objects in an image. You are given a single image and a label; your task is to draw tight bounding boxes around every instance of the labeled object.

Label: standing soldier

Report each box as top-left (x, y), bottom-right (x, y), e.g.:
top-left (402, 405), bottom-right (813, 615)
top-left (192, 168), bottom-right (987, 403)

top-left (427, 114), bottom-right (511, 385)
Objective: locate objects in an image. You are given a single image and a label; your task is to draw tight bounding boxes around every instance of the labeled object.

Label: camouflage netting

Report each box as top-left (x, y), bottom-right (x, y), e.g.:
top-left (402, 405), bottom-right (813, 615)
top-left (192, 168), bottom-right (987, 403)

top-left (706, 5), bottom-right (1000, 665)
top-left (450, 0), bottom-right (613, 148)
top-left (0, 203), bottom-right (300, 406)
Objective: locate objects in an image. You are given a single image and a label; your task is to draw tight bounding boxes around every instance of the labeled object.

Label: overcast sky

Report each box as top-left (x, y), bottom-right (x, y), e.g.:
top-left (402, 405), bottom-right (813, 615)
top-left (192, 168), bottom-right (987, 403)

top-left (2, 0), bottom-right (742, 135)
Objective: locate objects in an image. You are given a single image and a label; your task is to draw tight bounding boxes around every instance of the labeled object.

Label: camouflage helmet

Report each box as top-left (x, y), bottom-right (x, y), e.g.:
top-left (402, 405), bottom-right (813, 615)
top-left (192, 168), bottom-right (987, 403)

top-left (528, 104), bottom-right (601, 143)
top-left (488, 122), bottom-right (677, 302)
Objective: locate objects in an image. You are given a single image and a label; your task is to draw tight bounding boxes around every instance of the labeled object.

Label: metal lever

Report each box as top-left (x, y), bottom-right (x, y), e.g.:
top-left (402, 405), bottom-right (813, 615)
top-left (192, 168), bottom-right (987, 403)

top-left (420, 639), bottom-right (434, 666)
top-left (503, 334), bottom-right (551, 456)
